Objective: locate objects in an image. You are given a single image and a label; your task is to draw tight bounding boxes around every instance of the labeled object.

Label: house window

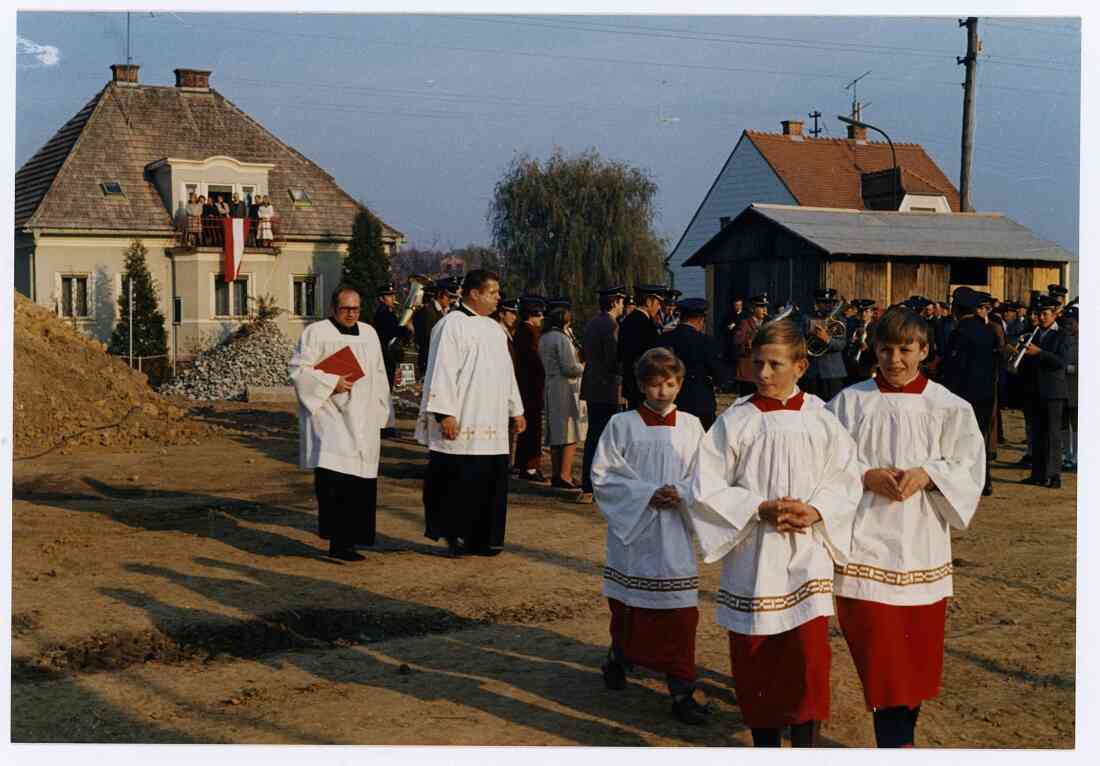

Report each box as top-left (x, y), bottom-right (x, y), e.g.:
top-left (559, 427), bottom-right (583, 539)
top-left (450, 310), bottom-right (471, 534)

top-left (950, 261), bottom-right (989, 286)
top-left (100, 181), bottom-right (124, 197)
top-left (60, 275), bottom-right (90, 317)
top-left (208, 184), bottom-right (233, 206)
top-left (242, 185), bottom-right (255, 207)
top-left (214, 276), bottom-right (250, 317)
top-left (293, 276), bottom-right (318, 317)
top-left (288, 188), bottom-right (313, 206)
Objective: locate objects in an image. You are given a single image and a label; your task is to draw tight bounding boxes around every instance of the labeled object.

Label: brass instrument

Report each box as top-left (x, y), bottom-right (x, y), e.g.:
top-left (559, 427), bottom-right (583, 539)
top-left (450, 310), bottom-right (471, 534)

top-left (851, 322), bottom-right (869, 365)
top-left (1008, 296), bottom-right (1077, 370)
top-left (806, 299), bottom-right (849, 357)
top-left (388, 274), bottom-right (432, 350)
top-left (765, 302), bottom-right (796, 324)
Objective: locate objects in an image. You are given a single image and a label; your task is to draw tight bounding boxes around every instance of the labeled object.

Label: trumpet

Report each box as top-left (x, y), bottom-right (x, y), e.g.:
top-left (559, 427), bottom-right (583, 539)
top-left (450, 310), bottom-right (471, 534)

top-left (1008, 296), bottom-right (1077, 370)
top-left (806, 300), bottom-right (849, 357)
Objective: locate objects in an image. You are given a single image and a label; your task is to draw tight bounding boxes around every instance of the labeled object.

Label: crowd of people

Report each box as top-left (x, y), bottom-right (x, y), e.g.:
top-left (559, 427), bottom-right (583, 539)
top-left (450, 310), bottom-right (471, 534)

top-left (287, 271), bottom-right (1075, 747)
top-left (182, 192), bottom-right (276, 248)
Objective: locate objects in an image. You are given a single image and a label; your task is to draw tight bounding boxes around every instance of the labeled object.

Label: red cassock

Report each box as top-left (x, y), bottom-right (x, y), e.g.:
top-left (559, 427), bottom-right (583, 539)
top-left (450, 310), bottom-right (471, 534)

top-left (836, 597), bottom-right (947, 710)
top-left (608, 598), bottom-right (698, 683)
top-left (727, 616), bottom-right (831, 728)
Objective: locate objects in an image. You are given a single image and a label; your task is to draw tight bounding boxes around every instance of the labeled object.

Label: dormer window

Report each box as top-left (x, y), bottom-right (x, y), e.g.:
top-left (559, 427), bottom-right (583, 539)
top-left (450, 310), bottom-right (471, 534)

top-left (101, 181), bottom-right (124, 197)
top-left (288, 188), bottom-right (312, 207)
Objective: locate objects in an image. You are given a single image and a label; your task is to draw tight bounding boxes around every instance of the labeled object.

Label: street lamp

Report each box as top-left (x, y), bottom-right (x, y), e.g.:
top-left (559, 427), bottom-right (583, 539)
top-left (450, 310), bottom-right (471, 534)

top-left (838, 115), bottom-right (899, 211)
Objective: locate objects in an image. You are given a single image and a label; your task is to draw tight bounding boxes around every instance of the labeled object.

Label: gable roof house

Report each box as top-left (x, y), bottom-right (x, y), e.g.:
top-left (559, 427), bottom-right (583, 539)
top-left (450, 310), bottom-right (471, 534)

top-left (668, 119), bottom-right (1073, 332)
top-left (15, 64), bottom-right (404, 358)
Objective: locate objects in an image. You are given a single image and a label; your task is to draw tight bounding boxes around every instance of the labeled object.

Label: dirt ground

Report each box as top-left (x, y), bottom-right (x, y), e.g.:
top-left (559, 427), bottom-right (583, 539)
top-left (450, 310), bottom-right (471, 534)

top-left (10, 403), bottom-right (1075, 747)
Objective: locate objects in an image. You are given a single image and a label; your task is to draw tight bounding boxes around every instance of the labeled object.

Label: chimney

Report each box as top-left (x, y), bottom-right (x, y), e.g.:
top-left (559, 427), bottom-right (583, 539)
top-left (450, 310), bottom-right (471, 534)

top-left (110, 64), bottom-right (140, 86)
top-left (847, 123), bottom-right (868, 142)
top-left (781, 119), bottom-right (804, 137)
top-left (174, 68), bottom-right (212, 91)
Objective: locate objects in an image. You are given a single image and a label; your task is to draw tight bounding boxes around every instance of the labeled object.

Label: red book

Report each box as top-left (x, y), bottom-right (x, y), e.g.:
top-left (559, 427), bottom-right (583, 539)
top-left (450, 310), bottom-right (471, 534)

top-left (315, 346), bottom-right (366, 383)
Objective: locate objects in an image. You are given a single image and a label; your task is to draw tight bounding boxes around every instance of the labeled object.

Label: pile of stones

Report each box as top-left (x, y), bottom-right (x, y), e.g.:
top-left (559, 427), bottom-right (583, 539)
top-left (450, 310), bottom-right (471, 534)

top-left (161, 323), bottom-right (294, 401)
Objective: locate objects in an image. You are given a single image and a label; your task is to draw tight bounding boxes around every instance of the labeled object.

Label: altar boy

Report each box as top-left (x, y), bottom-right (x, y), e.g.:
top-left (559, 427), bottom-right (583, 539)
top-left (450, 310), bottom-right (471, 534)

top-left (827, 307), bottom-right (984, 747)
top-left (591, 347), bottom-right (708, 725)
top-left (687, 319), bottom-right (861, 747)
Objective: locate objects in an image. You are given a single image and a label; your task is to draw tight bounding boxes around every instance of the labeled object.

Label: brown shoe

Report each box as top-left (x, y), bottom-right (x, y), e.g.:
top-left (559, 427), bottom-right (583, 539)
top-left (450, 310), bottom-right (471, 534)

top-left (575, 492), bottom-right (594, 504)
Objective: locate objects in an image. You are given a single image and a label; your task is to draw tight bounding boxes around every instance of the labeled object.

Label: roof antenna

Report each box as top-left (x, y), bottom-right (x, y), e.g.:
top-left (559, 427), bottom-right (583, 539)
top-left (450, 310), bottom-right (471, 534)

top-left (844, 70), bottom-right (872, 121)
top-left (808, 110), bottom-right (822, 138)
top-left (126, 11), bottom-right (132, 65)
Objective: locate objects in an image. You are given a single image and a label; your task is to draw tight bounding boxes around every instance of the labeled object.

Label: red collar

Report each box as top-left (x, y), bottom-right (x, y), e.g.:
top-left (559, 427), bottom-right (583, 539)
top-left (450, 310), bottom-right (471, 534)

top-left (750, 391), bottom-right (805, 412)
top-left (637, 404), bottom-right (677, 427)
top-left (875, 373), bottom-right (929, 394)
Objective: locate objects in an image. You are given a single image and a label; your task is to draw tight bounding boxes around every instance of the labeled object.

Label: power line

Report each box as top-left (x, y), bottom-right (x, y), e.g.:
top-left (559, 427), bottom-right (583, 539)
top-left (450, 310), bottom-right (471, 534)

top-left (984, 19), bottom-right (1081, 35)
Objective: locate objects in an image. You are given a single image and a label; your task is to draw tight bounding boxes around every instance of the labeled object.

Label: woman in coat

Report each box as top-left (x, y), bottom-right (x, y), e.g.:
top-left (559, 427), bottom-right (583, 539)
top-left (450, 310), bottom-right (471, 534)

top-left (539, 306), bottom-right (585, 489)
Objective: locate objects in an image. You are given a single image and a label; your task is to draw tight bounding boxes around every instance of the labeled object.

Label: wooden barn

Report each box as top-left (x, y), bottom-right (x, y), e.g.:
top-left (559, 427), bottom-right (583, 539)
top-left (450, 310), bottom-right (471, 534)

top-left (683, 203), bottom-right (1076, 333)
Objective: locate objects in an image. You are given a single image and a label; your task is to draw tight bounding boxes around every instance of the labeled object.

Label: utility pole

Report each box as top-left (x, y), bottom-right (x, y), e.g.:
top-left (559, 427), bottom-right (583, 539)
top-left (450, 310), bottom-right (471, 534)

top-left (808, 110), bottom-right (823, 138)
top-left (958, 17), bottom-right (980, 212)
top-left (126, 12), bottom-right (132, 65)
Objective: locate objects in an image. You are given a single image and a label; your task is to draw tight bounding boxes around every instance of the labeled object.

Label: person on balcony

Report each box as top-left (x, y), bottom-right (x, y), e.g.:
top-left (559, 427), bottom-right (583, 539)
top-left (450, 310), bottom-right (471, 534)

top-left (257, 195), bottom-right (275, 247)
top-left (186, 193), bottom-right (203, 247)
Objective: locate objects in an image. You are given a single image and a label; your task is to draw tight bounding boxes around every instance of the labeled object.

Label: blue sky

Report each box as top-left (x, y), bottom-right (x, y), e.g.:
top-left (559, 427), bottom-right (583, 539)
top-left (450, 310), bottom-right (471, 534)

top-left (15, 11), bottom-right (1080, 285)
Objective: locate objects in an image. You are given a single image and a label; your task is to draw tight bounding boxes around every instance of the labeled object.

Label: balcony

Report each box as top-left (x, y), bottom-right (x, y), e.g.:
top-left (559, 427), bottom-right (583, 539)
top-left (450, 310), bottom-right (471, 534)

top-left (174, 214), bottom-right (283, 250)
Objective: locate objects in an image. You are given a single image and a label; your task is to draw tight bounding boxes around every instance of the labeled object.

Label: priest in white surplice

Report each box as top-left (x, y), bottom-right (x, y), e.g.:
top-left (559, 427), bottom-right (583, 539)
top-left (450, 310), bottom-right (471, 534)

top-left (826, 307), bottom-right (984, 748)
top-left (289, 284), bottom-right (394, 561)
top-left (416, 270), bottom-right (526, 557)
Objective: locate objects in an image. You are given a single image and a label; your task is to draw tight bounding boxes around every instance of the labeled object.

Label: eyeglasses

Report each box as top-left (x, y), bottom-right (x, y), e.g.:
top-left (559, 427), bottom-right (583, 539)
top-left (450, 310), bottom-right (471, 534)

top-left (337, 306), bottom-right (361, 313)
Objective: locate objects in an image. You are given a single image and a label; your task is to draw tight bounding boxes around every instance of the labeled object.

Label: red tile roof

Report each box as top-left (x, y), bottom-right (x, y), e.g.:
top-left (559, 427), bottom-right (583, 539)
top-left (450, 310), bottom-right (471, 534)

top-left (745, 131), bottom-right (960, 212)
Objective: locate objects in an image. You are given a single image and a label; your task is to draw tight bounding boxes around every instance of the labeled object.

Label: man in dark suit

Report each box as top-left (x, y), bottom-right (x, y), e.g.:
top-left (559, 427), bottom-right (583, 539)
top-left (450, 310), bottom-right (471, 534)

top-left (619, 285), bottom-right (665, 410)
top-left (1021, 295), bottom-right (1068, 489)
top-left (940, 287), bottom-right (998, 496)
top-left (578, 286), bottom-right (626, 503)
top-left (799, 287), bottom-right (847, 402)
top-left (372, 282), bottom-right (412, 386)
top-left (661, 298), bottom-right (721, 429)
top-left (413, 278), bottom-right (457, 378)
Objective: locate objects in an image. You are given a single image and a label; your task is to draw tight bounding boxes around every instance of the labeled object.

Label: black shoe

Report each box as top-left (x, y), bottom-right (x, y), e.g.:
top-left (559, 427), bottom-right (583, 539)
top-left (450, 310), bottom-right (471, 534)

top-left (1045, 477), bottom-right (1062, 489)
top-left (445, 537), bottom-right (467, 558)
top-left (1016, 455), bottom-right (1033, 466)
top-left (523, 470), bottom-right (550, 484)
top-left (982, 485), bottom-right (993, 496)
top-left (1020, 475), bottom-right (1045, 486)
top-left (601, 659), bottom-right (627, 691)
top-left (551, 477), bottom-right (579, 490)
top-left (671, 693), bottom-right (709, 725)
top-left (328, 545), bottom-right (365, 562)
top-left (473, 545), bottom-right (503, 557)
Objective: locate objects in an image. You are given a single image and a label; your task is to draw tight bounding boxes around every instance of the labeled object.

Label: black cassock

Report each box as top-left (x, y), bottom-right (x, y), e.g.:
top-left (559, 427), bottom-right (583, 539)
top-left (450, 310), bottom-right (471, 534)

top-left (423, 451), bottom-right (510, 550)
top-left (314, 469), bottom-right (378, 547)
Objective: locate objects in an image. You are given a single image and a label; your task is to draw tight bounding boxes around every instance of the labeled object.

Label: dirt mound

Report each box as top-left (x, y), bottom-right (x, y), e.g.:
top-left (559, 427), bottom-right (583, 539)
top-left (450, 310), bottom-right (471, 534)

top-left (12, 294), bottom-right (215, 456)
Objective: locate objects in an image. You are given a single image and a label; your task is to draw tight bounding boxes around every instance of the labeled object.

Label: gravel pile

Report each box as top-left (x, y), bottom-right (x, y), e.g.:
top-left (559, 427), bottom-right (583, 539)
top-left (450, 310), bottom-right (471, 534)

top-left (161, 323), bottom-right (294, 401)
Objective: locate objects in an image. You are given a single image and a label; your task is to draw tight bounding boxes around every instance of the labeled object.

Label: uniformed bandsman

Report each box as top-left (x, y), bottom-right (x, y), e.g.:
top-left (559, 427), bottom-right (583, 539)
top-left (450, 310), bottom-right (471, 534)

top-left (619, 285), bottom-right (666, 409)
top-left (660, 298), bottom-right (722, 430)
top-left (372, 282), bottom-right (413, 390)
top-left (513, 295), bottom-right (548, 482)
top-left (799, 287), bottom-right (848, 401)
top-left (1021, 294), bottom-right (1068, 489)
top-left (845, 299), bottom-right (876, 383)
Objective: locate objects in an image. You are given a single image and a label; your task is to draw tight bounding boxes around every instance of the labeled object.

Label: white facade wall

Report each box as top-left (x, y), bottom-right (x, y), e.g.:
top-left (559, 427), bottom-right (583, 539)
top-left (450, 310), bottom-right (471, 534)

top-left (667, 136), bottom-right (797, 301)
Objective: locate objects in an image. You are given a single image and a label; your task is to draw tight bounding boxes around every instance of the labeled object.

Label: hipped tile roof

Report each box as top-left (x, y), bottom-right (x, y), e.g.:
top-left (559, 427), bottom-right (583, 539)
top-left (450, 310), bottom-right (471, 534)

top-left (745, 131), bottom-right (961, 212)
top-left (15, 80), bottom-right (403, 241)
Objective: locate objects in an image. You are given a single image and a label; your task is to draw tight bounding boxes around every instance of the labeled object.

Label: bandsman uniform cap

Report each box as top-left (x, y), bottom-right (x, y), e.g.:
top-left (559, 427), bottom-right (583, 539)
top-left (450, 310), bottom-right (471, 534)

top-left (624, 295), bottom-right (636, 307)
top-left (1063, 305), bottom-right (1079, 320)
top-left (1048, 284), bottom-right (1069, 297)
top-left (499, 298), bottom-right (519, 312)
top-left (547, 297), bottom-right (572, 310)
top-left (976, 292), bottom-right (994, 307)
top-left (377, 282), bottom-right (397, 296)
top-left (750, 293), bottom-right (769, 307)
top-left (519, 294), bottom-right (547, 311)
top-left (598, 285), bottom-right (627, 298)
top-left (663, 288), bottom-right (683, 301)
top-left (677, 298), bottom-right (708, 316)
top-left (852, 299), bottom-right (876, 311)
top-left (1035, 295), bottom-right (1059, 310)
top-left (952, 286), bottom-right (981, 311)
top-left (635, 284), bottom-right (668, 298)
top-left (814, 287), bottom-right (838, 302)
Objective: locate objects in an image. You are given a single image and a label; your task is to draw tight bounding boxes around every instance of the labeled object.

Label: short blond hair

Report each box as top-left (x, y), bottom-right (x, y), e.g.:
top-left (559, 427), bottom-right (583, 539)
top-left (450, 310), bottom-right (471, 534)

top-left (635, 347), bottom-right (685, 387)
top-left (751, 319), bottom-right (807, 361)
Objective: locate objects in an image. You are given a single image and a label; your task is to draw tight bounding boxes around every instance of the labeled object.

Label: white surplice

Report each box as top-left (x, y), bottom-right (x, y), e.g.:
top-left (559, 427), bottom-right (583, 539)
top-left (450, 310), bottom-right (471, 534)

top-left (415, 306), bottom-right (524, 455)
top-left (288, 319), bottom-right (394, 479)
top-left (592, 408), bottom-right (705, 609)
top-left (826, 378), bottom-right (985, 606)
top-left (687, 391), bottom-right (862, 635)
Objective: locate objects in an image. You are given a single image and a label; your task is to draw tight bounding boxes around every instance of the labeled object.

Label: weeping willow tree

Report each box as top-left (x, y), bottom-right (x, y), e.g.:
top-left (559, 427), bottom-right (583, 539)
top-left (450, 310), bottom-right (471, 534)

top-left (488, 148), bottom-right (667, 320)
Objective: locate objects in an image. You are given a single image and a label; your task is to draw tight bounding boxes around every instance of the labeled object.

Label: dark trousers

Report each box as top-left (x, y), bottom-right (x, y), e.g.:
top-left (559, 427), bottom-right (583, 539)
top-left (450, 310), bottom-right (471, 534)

top-left (582, 402), bottom-right (619, 492)
top-left (424, 451), bottom-right (510, 549)
top-left (1035, 399), bottom-right (1066, 482)
top-left (314, 468), bottom-right (378, 548)
top-left (970, 399), bottom-right (994, 490)
top-left (1020, 396), bottom-right (1038, 457)
top-left (513, 408), bottom-right (544, 471)
top-left (802, 377), bottom-right (845, 403)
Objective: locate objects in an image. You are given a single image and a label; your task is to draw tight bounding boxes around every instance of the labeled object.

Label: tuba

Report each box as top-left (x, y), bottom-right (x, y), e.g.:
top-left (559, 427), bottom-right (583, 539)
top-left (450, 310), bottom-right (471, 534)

top-left (388, 274), bottom-right (432, 349)
top-left (806, 299), bottom-right (849, 357)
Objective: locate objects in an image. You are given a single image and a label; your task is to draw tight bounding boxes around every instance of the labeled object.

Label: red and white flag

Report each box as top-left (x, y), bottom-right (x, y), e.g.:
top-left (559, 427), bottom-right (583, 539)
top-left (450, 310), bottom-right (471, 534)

top-left (222, 218), bottom-right (251, 282)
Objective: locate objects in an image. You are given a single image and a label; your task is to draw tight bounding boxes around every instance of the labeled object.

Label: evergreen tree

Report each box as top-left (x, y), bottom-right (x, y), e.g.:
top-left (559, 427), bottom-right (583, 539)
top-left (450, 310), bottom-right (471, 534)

top-left (341, 206), bottom-right (391, 310)
top-left (488, 147), bottom-right (667, 319)
top-left (108, 239), bottom-right (167, 360)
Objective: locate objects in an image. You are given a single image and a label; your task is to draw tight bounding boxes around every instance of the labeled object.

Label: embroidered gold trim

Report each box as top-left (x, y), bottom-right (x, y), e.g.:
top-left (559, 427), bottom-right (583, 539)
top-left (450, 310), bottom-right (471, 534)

top-left (603, 566), bottom-right (698, 593)
top-left (716, 578), bottom-right (833, 613)
top-left (833, 561), bottom-right (953, 586)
